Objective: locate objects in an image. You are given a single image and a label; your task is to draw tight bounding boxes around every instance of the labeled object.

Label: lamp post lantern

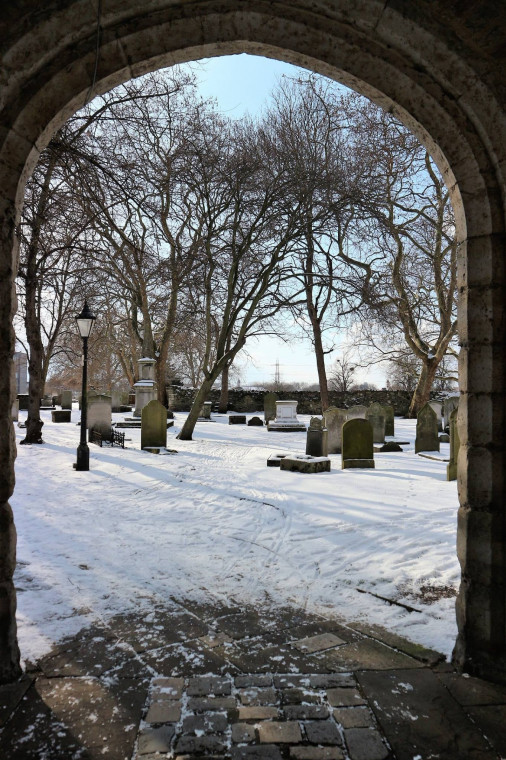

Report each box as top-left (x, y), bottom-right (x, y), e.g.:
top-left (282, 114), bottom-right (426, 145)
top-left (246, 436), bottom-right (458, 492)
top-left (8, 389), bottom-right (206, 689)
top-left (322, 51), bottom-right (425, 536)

top-left (74, 300), bottom-right (96, 471)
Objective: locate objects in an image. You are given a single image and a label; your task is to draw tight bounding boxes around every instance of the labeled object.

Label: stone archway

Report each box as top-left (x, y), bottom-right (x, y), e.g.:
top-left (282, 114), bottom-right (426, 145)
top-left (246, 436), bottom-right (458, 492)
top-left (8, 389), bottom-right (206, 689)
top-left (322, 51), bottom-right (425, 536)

top-left (1, 1), bottom-right (505, 684)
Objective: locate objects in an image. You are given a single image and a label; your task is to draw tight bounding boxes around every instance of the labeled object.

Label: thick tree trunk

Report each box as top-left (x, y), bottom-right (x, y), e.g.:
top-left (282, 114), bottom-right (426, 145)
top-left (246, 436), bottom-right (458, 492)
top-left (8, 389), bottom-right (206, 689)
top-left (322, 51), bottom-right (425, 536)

top-left (218, 364), bottom-right (229, 413)
top-left (408, 359), bottom-right (439, 417)
top-left (177, 375), bottom-right (215, 441)
top-left (309, 311), bottom-right (329, 413)
top-left (21, 271), bottom-right (45, 444)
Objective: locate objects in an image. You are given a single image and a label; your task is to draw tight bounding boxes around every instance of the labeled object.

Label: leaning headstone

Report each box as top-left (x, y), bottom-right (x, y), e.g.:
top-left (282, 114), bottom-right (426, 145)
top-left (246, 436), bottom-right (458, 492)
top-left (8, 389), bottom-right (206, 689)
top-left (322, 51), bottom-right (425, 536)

top-left (306, 417), bottom-right (328, 457)
top-left (428, 400), bottom-right (443, 431)
top-left (11, 400), bottom-right (19, 421)
top-left (383, 405), bottom-right (395, 437)
top-left (366, 402), bottom-right (386, 443)
top-left (415, 403), bottom-right (440, 453)
top-left (323, 407), bottom-right (347, 454)
top-left (447, 408), bottom-right (460, 481)
top-left (61, 390), bottom-right (73, 410)
top-left (341, 419), bottom-right (375, 469)
top-left (87, 393), bottom-right (112, 438)
top-left (264, 392), bottom-right (278, 424)
top-left (141, 399), bottom-right (167, 450)
top-left (345, 404), bottom-right (367, 421)
top-left (267, 400), bottom-right (306, 431)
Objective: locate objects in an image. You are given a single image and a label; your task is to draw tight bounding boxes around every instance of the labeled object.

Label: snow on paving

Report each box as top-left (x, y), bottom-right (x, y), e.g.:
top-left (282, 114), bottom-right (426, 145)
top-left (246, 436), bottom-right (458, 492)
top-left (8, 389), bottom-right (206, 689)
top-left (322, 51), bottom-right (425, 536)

top-left (12, 408), bottom-right (460, 665)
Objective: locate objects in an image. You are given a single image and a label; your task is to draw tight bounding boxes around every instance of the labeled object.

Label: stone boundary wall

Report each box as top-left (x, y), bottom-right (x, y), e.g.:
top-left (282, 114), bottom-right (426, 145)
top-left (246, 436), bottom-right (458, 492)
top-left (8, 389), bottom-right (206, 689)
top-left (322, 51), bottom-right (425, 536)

top-left (167, 387), bottom-right (417, 415)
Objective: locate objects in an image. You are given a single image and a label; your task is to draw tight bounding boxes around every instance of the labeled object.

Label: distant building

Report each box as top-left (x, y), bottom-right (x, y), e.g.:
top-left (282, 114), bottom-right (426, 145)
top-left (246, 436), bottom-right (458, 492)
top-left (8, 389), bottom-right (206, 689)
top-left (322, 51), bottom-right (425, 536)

top-left (14, 352), bottom-right (28, 394)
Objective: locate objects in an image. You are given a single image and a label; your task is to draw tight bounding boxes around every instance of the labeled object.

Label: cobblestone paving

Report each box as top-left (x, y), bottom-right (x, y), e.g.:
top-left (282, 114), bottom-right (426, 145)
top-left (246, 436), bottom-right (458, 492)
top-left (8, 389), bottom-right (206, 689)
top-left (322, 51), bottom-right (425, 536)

top-left (1, 596), bottom-right (506, 759)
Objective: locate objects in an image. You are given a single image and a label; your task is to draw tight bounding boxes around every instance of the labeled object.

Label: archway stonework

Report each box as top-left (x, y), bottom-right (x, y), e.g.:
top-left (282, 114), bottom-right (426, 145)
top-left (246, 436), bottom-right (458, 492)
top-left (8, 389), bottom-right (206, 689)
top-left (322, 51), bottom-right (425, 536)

top-left (1, 1), bottom-right (505, 683)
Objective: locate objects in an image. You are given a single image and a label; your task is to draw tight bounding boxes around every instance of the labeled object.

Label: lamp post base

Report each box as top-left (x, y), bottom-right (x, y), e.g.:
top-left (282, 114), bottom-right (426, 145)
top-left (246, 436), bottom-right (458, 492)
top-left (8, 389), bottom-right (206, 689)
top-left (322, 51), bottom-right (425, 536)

top-left (74, 443), bottom-right (90, 471)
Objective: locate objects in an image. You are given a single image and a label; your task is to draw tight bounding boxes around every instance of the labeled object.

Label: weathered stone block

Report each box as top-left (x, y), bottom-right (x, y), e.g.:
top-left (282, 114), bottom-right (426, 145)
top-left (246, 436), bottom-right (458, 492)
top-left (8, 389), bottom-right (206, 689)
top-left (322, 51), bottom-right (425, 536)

top-left (280, 455), bottom-right (331, 474)
top-left (51, 410), bottom-right (71, 423)
top-left (229, 414), bottom-right (247, 424)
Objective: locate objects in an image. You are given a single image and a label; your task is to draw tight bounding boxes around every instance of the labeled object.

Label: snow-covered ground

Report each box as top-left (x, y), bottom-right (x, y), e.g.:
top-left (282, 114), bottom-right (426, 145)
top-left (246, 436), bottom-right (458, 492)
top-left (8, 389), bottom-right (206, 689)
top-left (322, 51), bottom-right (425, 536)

top-left (12, 408), bottom-right (460, 666)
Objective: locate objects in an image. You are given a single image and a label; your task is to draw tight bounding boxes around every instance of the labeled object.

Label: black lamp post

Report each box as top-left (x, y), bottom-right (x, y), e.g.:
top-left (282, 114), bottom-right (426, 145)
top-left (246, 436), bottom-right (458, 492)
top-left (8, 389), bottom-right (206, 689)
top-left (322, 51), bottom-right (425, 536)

top-left (74, 300), bottom-right (96, 471)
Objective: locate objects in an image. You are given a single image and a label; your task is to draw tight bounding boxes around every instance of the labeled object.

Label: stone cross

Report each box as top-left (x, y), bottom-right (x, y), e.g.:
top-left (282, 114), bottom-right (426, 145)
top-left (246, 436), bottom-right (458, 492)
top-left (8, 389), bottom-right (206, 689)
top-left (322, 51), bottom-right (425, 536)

top-left (447, 408), bottom-right (460, 481)
top-left (141, 399), bottom-right (167, 450)
top-left (341, 418), bottom-right (375, 469)
top-left (415, 403), bottom-right (440, 453)
top-left (323, 407), bottom-right (347, 454)
top-left (366, 402), bottom-right (386, 443)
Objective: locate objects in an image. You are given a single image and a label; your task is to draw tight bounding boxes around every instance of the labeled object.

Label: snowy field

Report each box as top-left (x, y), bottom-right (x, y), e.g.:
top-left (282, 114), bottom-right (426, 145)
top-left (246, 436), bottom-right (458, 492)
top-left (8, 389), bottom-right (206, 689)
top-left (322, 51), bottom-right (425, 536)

top-left (12, 407), bottom-right (460, 666)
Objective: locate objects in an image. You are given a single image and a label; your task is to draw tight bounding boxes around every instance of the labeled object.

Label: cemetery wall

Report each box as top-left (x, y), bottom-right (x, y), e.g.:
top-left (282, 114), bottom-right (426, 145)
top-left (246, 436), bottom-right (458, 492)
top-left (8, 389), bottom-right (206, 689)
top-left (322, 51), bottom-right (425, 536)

top-left (167, 387), bottom-right (418, 415)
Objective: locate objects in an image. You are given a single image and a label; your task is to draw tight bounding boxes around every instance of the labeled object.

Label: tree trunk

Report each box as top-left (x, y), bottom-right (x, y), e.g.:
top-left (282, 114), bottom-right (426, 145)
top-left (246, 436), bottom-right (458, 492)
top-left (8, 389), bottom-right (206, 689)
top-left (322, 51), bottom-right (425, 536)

top-left (177, 375), bottom-right (215, 441)
top-left (218, 336), bottom-right (231, 413)
top-left (21, 266), bottom-right (45, 444)
top-left (309, 310), bottom-right (329, 413)
top-left (408, 359), bottom-right (439, 417)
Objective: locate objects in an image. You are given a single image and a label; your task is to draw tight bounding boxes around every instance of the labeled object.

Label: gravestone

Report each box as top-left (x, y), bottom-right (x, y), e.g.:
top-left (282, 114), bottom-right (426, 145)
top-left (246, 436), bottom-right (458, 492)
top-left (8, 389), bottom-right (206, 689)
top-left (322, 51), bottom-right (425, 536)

top-left (11, 400), bottom-right (19, 421)
top-left (428, 400), bottom-right (443, 431)
top-left (87, 393), bottom-right (112, 438)
top-left (133, 357), bottom-right (157, 417)
top-left (280, 454), bottom-right (331, 474)
top-left (267, 400), bottom-right (306, 431)
top-left (415, 403), bottom-right (440, 453)
top-left (264, 392), bottom-right (278, 424)
top-left (141, 399), bottom-right (167, 450)
top-left (447, 408), bottom-right (460, 481)
top-left (248, 416), bottom-right (263, 426)
top-left (199, 401), bottom-right (212, 419)
top-left (345, 404), bottom-right (367, 421)
top-left (229, 414), bottom-right (246, 424)
top-left (17, 394), bottom-right (29, 410)
top-left (306, 417), bottom-right (328, 457)
top-left (111, 390), bottom-right (122, 413)
top-left (366, 402), bottom-right (386, 443)
top-left (40, 395), bottom-right (54, 408)
top-left (52, 410), bottom-right (71, 423)
top-left (443, 395), bottom-right (459, 428)
top-left (61, 390), bottom-right (72, 410)
top-left (323, 407), bottom-right (347, 454)
top-left (341, 418), bottom-right (375, 469)
top-left (383, 404), bottom-right (395, 437)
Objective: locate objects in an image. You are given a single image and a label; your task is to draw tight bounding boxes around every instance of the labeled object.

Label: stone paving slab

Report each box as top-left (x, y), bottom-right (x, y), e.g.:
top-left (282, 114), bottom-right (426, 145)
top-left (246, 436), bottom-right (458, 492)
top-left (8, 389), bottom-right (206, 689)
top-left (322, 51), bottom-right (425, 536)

top-left (2, 597), bottom-right (506, 760)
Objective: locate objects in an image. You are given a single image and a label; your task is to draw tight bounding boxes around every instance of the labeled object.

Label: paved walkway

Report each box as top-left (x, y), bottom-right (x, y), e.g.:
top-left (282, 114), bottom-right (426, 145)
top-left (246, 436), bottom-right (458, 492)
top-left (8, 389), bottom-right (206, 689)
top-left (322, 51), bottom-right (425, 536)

top-left (1, 597), bottom-right (506, 759)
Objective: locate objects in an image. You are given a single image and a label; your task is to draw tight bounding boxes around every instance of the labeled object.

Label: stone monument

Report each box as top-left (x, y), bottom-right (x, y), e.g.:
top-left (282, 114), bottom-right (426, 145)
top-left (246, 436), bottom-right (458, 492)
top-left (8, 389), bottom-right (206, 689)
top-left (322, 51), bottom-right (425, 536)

top-left (306, 417), bottom-right (328, 457)
top-left (383, 404), bottom-right (395, 437)
top-left (11, 400), bottom-right (18, 421)
top-left (267, 400), bottom-right (306, 432)
top-left (366, 402), bottom-right (386, 443)
top-left (323, 407), bottom-right (347, 454)
top-left (199, 401), bottom-right (212, 419)
top-left (415, 403), bottom-right (440, 453)
top-left (344, 404), bottom-right (367, 421)
top-left (141, 399), bottom-right (167, 450)
top-left (341, 418), bottom-right (375, 469)
top-left (443, 395), bottom-right (459, 429)
top-left (447, 408), bottom-right (460, 481)
top-left (133, 358), bottom-right (157, 418)
top-left (428, 400), bottom-right (443, 431)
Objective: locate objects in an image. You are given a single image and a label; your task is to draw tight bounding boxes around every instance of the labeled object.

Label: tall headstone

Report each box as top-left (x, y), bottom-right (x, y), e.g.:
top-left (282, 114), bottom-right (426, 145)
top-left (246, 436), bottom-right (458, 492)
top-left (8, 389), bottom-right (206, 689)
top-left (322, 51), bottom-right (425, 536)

top-left (61, 390), bottom-right (72, 410)
top-left (306, 417), bottom-right (328, 457)
top-left (366, 402), bottom-right (386, 443)
top-left (345, 405), bottom-right (367, 421)
top-left (341, 419), bottom-right (375, 469)
top-left (133, 358), bottom-right (157, 417)
top-left (415, 403), bottom-right (440, 453)
top-left (264, 392), bottom-right (278, 424)
top-left (11, 400), bottom-right (19, 421)
top-left (111, 390), bottom-right (122, 413)
top-left (141, 399), bottom-right (167, 449)
top-left (323, 406), bottom-right (347, 454)
top-left (443, 395), bottom-right (459, 428)
top-left (267, 400), bottom-right (306, 431)
top-left (87, 393), bottom-right (112, 438)
top-left (428, 400), bottom-right (443, 431)
top-left (447, 408), bottom-right (460, 481)
top-left (383, 404), bottom-right (395, 437)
